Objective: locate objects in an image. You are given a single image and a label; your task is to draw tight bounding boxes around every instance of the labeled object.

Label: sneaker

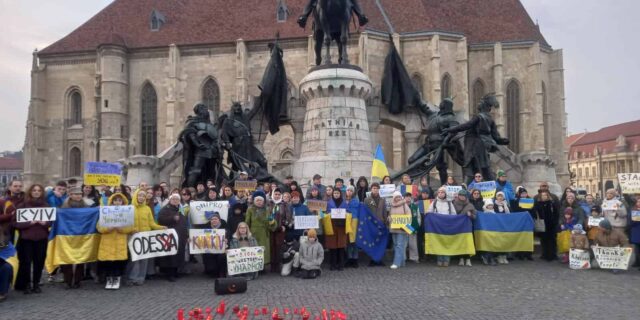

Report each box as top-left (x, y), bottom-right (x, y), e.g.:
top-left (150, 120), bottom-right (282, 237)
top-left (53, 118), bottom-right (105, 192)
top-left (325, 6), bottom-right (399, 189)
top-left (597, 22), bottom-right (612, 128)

top-left (105, 277), bottom-right (113, 290)
top-left (437, 261), bottom-right (443, 267)
top-left (112, 277), bottom-right (121, 290)
top-left (458, 258), bottom-right (465, 266)
top-left (465, 259), bottom-right (472, 267)
top-left (481, 255), bottom-right (489, 265)
top-left (390, 264), bottom-right (398, 269)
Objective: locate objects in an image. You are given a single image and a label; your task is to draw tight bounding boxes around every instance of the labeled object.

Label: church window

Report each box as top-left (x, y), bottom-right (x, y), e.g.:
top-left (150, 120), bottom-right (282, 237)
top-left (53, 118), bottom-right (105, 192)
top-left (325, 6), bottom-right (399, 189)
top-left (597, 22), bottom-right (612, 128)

top-left (542, 82), bottom-right (550, 152)
top-left (506, 80), bottom-right (521, 153)
top-left (411, 73), bottom-right (424, 99)
top-left (441, 73), bottom-right (451, 101)
top-left (69, 147), bottom-right (82, 177)
top-left (70, 90), bottom-right (82, 126)
top-left (202, 78), bottom-right (220, 121)
top-left (277, 1), bottom-right (288, 22)
top-left (471, 79), bottom-right (485, 115)
top-left (150, 9), bottom-right (166, 31)
top-left (140, 83), bottom-right (157, 156)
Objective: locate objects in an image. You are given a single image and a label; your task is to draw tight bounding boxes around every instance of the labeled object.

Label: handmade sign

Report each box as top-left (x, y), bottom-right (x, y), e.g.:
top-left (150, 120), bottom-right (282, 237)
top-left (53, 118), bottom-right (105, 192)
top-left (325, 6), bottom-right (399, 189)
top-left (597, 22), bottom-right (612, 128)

top-left (189, 201), bottom-right (229, 225)
top-left (592, 245), bottom-right (633, 270)
top-left (294, 215), bottom-right (319, 230)
top-left (306, 200), bottom-right (327, 212)
top-left (601, 200), bottom-right (621, 211)
top-left (98, 205), bottom-right (134, 228)
top-left (379, 184), bottom-right (396, 198)
top-left (226, 246), bottom-right (265, 276)
top-left (475, 181), bottom-right (497, 199)
top-left (588, 216), bottom-right (605, 227)
top-left (390, 214), bottom-right (412, 229)
top-left (189, 229), bottom-right (226, 254)
top-left (84, 162), bottom-right (122, 186)
top-left (618, 173), bottom-right (640, 194)
top-left (445, 186), bottom-right (463, 201)
top-left (234, 180), bottom-right (258, 191)
top-left (569, 249), bottom-right (591, 270)
top-left (330, 208), bottom-right (347, 219)
top-left (632, 211), bottom-right (640, 222)
top-left (16, 207), bottom-right (56, 223)
top-left (128, 229), bottom-right (179, 262)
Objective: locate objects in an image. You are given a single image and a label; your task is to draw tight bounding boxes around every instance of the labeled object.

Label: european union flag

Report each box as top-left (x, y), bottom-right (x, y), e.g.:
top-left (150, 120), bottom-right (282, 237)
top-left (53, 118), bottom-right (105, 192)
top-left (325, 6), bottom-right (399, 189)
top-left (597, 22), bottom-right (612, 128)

top-left (355, 204), bottom-right (389, 262)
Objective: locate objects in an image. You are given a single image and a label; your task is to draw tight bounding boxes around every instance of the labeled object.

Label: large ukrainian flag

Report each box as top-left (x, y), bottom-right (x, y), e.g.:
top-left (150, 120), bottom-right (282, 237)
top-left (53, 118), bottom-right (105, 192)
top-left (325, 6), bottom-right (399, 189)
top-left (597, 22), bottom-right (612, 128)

top-left (0, 242), bottom-right (19, 286)
top-left (424, 214), bottom-right (475, 256)
top-left (371, 144), bottom-right (389, 179)
top-left (45, 208), bottom-right (101, 273)
top-left (474, 212), bottom-right (534, 252)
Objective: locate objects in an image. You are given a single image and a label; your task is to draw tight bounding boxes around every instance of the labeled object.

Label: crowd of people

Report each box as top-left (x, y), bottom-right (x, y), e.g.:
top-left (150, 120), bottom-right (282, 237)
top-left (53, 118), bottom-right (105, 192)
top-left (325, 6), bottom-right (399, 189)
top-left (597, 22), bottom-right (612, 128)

top-left (0, 170), bottom-right (639, 302)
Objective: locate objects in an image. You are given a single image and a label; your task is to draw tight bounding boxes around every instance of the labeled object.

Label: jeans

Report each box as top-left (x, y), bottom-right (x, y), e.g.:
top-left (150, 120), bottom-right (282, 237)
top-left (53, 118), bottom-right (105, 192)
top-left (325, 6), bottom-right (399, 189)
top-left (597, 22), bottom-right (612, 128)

top-left (392, 233), bottom-right (409, 267)
top-left (0, 260), bottom-right (12, 295)
top-left (346, 242), bottom-right (359, 260)
top-left (127, 259), bottom-right (148, 284)
top-left (408, 234), bottom-right (419, 261)
top-left (437, 256), bottom-right (450, 264)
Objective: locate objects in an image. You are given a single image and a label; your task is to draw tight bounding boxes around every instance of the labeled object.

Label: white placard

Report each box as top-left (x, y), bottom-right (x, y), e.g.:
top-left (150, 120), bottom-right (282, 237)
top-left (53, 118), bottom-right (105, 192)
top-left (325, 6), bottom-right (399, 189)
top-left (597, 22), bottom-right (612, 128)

top-left (592, 245), bottom-right (633, 270)
top-left (618, 173), bottom-right (640, 194)
top-left (128, 229), bottom-right (179, 262)
top-left (588, 216), bottom-right (605, 227)
top-left (330, 208), bottom-right (346, 219)
top-left (99, 205), bottom-right (134, 228)
top-left (188, 229), bottom-right (226, 254)
top-left (601, 200), bottom-right (621, 211)
top-left (16, 207), bottom-right (56, 223)
top-left (445, 186), bottom-right (463, 201)
top-left (226, 246), bottom-right (265, 275)
top-left (569, 249), bottom-right (591, 270)
top-left (294, 215), bottom-right (319, 230)
top-left (380, 184), bottom-right (396, 198)
top-left (189, 201), bottom-right (229, 225)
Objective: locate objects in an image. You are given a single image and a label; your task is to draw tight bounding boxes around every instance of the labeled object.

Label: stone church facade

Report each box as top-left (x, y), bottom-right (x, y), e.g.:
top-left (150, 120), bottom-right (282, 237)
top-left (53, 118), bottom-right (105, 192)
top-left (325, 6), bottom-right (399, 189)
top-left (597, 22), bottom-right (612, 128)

top-left (23, 0), bottom-right (568, 187)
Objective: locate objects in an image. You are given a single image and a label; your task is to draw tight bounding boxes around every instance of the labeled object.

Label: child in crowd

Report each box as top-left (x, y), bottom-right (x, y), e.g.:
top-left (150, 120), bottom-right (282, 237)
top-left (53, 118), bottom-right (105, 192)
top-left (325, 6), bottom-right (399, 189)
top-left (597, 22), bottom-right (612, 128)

top-left (296, 229), bottom-right (324, 279)
top-left (570, 224), bottom-right (589, 251)
top-left (559, 207), bottom-right (576, 263)
top-left (97, 193), bottom-right (135, 290)
top-left (481, 199), bottom-right (498, 266)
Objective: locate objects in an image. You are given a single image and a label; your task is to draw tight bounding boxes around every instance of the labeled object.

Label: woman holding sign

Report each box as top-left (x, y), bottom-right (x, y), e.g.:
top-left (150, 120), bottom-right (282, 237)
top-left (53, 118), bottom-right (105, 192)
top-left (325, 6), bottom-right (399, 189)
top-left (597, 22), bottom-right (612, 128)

top-left (245, 191), bottom-right (277, 270)
top-left (388, 192), bottom-right (412, 269)
top-left (602, 189), bottom-right (627, 234)
top-left (229, 222), bottom-right (259, 280)
top-left (325, 189), bottom-right (348, 271)
top-left (127, 190), bottom-right (166, 286)
top-left (14, 184), bottom-right (50, 294)
top-left (157, 194), bottom-right (188, 282)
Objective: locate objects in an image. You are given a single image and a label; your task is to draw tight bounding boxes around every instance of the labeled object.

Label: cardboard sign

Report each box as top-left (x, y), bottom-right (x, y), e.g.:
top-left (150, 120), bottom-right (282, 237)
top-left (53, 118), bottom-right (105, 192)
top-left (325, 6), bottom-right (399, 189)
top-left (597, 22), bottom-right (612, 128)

top-left (592, 245), bottom-right (633, 270)
top-left (189, 201), bottom-right (229, 225)
top-left (618, 173), bottom-right (640, 194)
top-left (380, 184), bottom-right (396, 198)
top-left (234, 180), bottom-right (258, 191)
top-left (601, 200), bottom-right (621, 211)
top-left (569, 248), bottom-right (591, 270)
top-left (632, 211), bottom-right (640, 222)
top-left (188, 229), bottom-right (226, 254)
top-left (294, 215), bottom-right (319, 230)
top-left (390, 214), bottom-right (412, 229)
top-left (128, 229), bottom-right (179, 262)
top-left (476, 181), bottom-right (497, 199)
top-left (84, 162), bottom-right (122, 186)
top-left (306, 200), bottom-right (327, 212)
top-left (98, 205), bottom-right (134, 228)
top-left (445, 186), bottom-right (463, 201)
top-left (588, 216), bottom-right (605, 227)
top-left (16, 207), bottom-right (56, 223)
top-left (330, 208), bottom-right (347, 219)
top-left (226, 246), bottom-right (265, 275)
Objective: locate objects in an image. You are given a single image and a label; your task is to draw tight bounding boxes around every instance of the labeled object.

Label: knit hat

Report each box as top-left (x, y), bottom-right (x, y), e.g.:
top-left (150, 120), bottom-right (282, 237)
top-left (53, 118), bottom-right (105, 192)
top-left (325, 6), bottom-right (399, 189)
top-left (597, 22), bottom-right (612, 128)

top-left (497, 169), bottom-right (506, 177)
top-left (205, 211), bottom-right (220, 221)
top-left (457, 189), bottom-right (469, 197)
top-left (483, 199), bottom-right (494, 211)
top-left (346, 185), bottom-right (355, 193)
top-left (252, 190), bottom-right (266, 200)
top-left (517, 187), bottom-right (528, 196)
top-left (496, 191), bottom-right (505, 199)
top-left (599, 219), bottom-right (612, 230)
top-left (392, 191), bottom-right (403, 199)
top-left (168, 193), bottom-right (181, 201)
top-left (564, 207), bottom-right (573, 215)
top-left (69, 186), bottom-right (82, 194)
top-left (572, 224), bottom-right (586, 235)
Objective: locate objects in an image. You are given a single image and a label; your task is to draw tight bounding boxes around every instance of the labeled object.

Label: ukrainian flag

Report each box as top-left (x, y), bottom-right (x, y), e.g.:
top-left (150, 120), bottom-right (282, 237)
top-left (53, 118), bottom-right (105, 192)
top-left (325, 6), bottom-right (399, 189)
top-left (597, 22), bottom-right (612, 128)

top-left (519, 198), bottom-right (534, 209)
top-left (417, 200), bottom-right (431, 214)
top-left (424, 214), bottom-right (475, 256)
top-left (371, 144), bottom-right (389, 179)
top-left (356, 204), bottom-right (389, 262)
top-left (45, 208), bottom-right (101, 273)
top-left (474, 212), bottom-right (534, 252)
top-left (0, 242), bottom-right (19, 287)
top-left (399, 185), bottom-right (418, 198)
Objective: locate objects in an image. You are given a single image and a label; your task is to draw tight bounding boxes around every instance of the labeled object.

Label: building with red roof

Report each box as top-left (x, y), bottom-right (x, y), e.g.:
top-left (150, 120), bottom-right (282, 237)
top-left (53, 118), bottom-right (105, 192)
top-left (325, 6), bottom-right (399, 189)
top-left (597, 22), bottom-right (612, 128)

top-left (23, 0), bottom-right (567, 186)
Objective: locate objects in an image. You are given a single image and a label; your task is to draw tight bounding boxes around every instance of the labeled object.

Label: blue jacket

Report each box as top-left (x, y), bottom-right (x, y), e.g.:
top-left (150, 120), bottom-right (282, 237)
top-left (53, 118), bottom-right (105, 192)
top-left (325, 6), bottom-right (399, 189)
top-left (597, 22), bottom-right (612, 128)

top-left (46, 190), bottom-right (67, 208)
top-left (495, 180), bottom-right (515, 202)
top-left (289, 202), bottom-right (313, 238)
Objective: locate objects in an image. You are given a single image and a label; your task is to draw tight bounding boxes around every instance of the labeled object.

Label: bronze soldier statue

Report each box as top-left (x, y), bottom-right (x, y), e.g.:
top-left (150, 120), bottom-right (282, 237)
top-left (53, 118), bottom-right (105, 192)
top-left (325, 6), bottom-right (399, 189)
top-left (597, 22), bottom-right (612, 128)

top-left (443, 94), bottom-right (509, 184)
top-left (179, 103), bottom-right (222, 188)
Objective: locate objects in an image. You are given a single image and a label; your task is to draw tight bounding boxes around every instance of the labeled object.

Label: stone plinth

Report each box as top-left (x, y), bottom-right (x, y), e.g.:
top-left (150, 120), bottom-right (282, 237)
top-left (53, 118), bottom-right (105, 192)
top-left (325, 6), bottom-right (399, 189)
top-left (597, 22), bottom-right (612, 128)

top-left (520, 151), bottom-right (561, 195)
top-left (120, 155), bottom-right (158, 186)
top-left (293, 67), bottom-right (373, 184)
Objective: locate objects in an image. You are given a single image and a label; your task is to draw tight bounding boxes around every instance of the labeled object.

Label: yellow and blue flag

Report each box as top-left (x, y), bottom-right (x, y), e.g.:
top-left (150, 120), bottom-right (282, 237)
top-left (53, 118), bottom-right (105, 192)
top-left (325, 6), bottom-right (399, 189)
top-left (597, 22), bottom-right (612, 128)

top-left (371, 144), bottom-right (389, 179)
top-left (45, 208), bottom-right (101, 273)
top-left (399, 185), bottom-right (418, 198)
top-left (417, 200), bottom-right (431, 214)
top-left (518, 198), bottom-right (534, 209)
top-left (424, 213), bottom-right (476, 255)
top-left (355, 204), bottom-right (389, 262)
top-left (0, 242), bottom-right (19, 287)
top-left (474, 212), bottom-right (534, 252)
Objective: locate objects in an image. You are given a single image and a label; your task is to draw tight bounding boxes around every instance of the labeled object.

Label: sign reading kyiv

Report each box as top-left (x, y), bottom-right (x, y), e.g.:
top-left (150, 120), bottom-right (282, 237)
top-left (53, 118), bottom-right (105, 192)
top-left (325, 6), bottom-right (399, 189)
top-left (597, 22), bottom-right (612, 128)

top-left (16, 207), bottom-right (56, 223)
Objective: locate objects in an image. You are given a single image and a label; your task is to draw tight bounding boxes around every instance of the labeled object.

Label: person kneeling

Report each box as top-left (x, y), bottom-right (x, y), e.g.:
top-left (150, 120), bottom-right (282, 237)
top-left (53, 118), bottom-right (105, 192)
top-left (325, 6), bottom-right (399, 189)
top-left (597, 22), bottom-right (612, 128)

top-left (296, 229), bottom-right (323, 279)
top-left (280, 234), bottom-right (300, 276)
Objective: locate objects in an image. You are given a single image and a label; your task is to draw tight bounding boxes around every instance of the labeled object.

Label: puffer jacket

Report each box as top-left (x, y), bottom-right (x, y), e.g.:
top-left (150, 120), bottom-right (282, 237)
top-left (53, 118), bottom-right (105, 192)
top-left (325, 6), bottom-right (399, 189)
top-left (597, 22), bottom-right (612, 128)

top-left (453, 198), bottom-right (477, 219)
top-left (299, 239), bottom-right (324, 271)
top-left (389, 198), bottom-right (411, 233)
top-left (132, 190), bottom-right (165, 232)
top-left (594, 228), bottom-right (629, 247)
top-left (428, 198), bottom-right (456, 215)
top-left (96, 193), bottom-right (135, 261)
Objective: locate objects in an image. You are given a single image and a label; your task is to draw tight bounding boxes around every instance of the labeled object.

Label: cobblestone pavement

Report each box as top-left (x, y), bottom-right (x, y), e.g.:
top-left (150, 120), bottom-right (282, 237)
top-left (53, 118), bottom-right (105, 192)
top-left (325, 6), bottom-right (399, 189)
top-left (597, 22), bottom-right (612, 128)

top-left (4, 255), bottom-right (639, 320)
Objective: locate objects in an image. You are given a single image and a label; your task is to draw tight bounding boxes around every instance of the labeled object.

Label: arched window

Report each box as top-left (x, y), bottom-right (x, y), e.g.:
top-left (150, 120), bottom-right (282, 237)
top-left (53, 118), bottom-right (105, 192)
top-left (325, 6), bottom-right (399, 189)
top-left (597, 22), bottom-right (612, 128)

top-left (542, 81), bottom-right (550, 152)
top-left (440, 73), bottom-right (451, 101)
top-left (276, 1), bottom-right (288, 22)
top-left (69, 147), bottom-right (82, 177)
top-left (411, 73), bottom-right (424, 99)
top-left (202, 78), bottom-right (220, 121)
top-left (471, 79), bottom-right (485, 115)
top-left (140, 83), bottom-right (158, 156)
top-left (70, 90), bottom-right (82, 125)
top-left (506, 80), bottom-right (521, 153)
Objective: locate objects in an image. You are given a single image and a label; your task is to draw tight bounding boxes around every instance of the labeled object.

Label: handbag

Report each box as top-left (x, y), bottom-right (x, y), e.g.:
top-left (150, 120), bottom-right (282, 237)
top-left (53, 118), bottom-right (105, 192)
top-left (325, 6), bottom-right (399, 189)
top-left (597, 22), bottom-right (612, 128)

top-left (214, 277), bottom-right (247, 295)
top-left (534, 212), bottom-right (546, 232)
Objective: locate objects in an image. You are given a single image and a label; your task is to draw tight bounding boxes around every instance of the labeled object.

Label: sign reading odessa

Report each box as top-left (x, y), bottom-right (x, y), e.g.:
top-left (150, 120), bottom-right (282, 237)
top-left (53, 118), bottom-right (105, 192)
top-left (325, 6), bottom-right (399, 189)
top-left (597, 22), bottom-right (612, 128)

top-left (84, 162), bottom-right (122, 186)
top-left (226, 246), bottom-right (265, 276)
top-left (618, 173), bottom-right (640, 194)
top-left (189, 201), bottom-right (229, 225)
top-left (16, 207), bottom-right (56, 223)
top-left (128, 229), bottom-right (179, 262)
top-left (99, 205), bottom-right (134, 228)
top-left (189, 229), bottom-right (226, 254)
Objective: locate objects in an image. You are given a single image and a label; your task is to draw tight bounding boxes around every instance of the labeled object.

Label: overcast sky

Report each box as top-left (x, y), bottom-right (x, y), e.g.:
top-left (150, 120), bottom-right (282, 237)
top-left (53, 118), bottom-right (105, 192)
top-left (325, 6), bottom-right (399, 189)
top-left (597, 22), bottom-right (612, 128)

top-left (0, 0), bottom-right (638, 151)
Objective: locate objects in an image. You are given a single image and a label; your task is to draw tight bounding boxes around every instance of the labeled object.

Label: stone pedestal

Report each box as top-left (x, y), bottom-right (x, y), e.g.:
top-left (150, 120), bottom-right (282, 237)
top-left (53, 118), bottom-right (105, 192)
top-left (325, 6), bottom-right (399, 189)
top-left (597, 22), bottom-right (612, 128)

top-left (293, 67), bottom-right (373, 184)
top-left (120, 155), bottom-right (158, 186)
top-left (520, 151), bottom-right (562, 195)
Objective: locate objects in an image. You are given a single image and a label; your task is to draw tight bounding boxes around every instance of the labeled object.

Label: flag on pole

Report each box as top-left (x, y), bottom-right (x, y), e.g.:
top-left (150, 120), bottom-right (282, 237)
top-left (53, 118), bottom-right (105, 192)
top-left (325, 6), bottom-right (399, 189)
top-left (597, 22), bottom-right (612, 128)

top-left (371, 144), bottom-right (389, 179)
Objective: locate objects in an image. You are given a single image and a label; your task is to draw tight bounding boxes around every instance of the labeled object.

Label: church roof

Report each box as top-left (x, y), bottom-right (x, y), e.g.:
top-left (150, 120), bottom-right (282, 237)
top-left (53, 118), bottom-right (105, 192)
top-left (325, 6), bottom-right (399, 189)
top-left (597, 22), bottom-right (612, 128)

top-left (40, 0), bottom-right (549, 55)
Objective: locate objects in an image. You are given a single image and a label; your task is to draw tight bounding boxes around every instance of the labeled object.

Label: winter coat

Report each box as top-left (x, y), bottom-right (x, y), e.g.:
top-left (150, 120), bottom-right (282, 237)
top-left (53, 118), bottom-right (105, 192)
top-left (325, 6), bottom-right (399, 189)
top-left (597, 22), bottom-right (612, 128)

top-left (226, 212), bottom-right (246, 241)
top-left (602, 199), bottom-right (627, 228)
top-left (229, 235), bottom-right (258, 249)
top-left (286, 202), bottom-right (313, 238)
top-left (495, 180), bottom-right (515, 202)
top-left (453, 198), bottom-right (477, 219)
top-left (245, 204), bottom-right (277, 265)
top-left (494, 199), bottom-right (510, 213)
top-left (61, 198), bottom-right (88, 209)
top-left (570, 233), bottom-right (589, 250)
top-left (594, 229), bottom-right (629, 247)
top-left (156, 203), bottom-right (188, 269)
top-left (428, 198), bottom-right (456, 215)
top-left (345, 198), bottom-right (360, 242)
top-left (46, 190), bottom-right (67, 208)
top-left (132, 191), bottom-right (165, 232)
top-left (14, 199), bottom-right (51, 241)
top-left (280, 239), bottom-right (300, 264)
top-left (389, 198), bottom-right (411, 234)
top-left (364, 195), bottom-right (387, 223)
top-left (533, 199), bottom-right (559, 235)
top-left (560, 200), bottom-right (586, 227)
top-left (469, 197), bottom-right (484, 212)
top-left (96, 194), bottom-right (135, 261)
top-left (630, 205), bottom-right (640, 244)
top-left (325, 198), bottom-right (348, 249)
top-left (299, 239), bottom-right (324, 271)
top-left (201, 219), bottom-right (228, 274)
